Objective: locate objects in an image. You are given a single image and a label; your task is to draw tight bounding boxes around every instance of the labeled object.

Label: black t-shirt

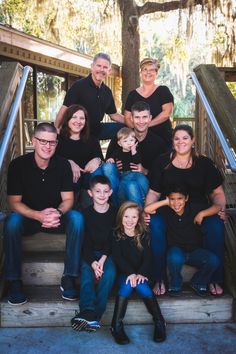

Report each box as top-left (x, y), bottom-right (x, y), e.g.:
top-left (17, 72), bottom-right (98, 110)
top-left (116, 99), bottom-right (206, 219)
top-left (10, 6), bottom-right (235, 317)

top-left (7, 153), bottom-right (73, 210)
top-left (63, 74), bottom-right (117, 136)
top-left (159, 204), bottom-right (203, 252)
top-left (110, 148), bottom-right (142, 172)
top-left (56, 135), bottom-right (103, 169)
top-left (149, 154), bottom-right (223, 205)
top-left (106, 130), bottom-right (167, 172)
top-left (82, 205), bottom-right (117, 265)
top-left (112, 231), bottom-right (151, 277)
top-left (125, 86), bottom-right (174, 144)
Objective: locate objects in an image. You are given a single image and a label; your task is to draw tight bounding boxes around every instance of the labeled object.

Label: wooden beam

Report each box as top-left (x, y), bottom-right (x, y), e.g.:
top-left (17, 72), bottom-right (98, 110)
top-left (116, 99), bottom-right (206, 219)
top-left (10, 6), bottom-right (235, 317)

top-left (0, 61), bottom-right (22, 126)
top-left (194, 64), bottom-right (236, 152)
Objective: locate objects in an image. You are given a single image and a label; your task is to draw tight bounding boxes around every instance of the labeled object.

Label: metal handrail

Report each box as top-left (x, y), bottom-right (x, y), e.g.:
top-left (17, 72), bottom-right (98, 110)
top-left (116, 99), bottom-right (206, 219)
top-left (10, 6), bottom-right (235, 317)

top-left (191, 72), bottom-right (236, 172)
top-left (0, 65), bottom-right (32, 171)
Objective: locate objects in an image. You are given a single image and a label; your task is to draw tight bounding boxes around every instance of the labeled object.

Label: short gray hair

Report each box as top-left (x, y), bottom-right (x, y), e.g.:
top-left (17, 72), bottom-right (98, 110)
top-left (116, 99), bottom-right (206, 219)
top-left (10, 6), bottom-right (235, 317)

top-left (93, 52), bottom-right (112, 65)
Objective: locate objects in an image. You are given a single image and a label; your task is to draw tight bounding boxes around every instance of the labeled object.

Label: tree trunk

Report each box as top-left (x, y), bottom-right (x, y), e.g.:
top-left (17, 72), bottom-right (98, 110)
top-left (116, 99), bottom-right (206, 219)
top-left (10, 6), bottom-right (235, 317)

top-left (117, 0), bottom-right (205, 109)
top-left (118, 0), bottom-right (140, 110)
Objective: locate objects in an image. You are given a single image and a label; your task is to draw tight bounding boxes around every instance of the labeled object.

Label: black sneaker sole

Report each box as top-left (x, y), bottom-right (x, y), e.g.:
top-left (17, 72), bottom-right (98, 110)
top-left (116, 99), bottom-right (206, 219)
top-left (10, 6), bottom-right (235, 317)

top-left (71, 318), bottom-right (100, 332)
top-left (60, 286), bottom-right (79, 301)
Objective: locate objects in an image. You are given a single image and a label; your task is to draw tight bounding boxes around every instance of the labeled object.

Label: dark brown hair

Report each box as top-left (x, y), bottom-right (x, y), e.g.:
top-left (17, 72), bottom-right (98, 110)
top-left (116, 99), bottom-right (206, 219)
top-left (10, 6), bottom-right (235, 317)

top-left (168, 124), bottom-right (198, 168)
top-left (60, 104), bottom-right (90, 141)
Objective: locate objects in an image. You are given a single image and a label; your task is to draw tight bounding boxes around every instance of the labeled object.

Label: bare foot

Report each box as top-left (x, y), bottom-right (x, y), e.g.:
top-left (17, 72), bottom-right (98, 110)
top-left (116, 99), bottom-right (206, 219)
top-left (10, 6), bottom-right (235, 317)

top-left (209, 283), bottom-right (223, 295)
top-left (153, 282), bottom-right (166, 296)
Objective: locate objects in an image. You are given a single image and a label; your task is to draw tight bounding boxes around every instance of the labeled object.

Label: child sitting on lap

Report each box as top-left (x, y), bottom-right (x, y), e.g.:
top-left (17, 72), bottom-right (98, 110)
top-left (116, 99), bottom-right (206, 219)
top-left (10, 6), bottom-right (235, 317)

top-left (106, 127), bottom-right (149, 207)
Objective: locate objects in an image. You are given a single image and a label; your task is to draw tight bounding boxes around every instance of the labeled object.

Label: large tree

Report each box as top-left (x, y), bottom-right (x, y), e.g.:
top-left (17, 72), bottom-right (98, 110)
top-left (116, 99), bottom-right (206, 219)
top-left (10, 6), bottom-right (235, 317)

top-left (117, 0), bottom-right (235, 105)
top-left (1, 0), bottom-right (234, 104)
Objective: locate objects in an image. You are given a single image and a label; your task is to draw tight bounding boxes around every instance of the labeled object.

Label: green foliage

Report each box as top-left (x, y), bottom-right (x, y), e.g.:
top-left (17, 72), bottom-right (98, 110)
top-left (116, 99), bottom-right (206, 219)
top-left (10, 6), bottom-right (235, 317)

top-left (227, 82), bottom-right (236, 99)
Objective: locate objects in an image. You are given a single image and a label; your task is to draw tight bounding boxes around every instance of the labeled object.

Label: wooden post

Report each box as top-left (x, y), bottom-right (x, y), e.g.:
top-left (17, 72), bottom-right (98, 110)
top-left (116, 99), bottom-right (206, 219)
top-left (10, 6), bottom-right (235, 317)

top-left (193, 64), bottom-right (236, 152)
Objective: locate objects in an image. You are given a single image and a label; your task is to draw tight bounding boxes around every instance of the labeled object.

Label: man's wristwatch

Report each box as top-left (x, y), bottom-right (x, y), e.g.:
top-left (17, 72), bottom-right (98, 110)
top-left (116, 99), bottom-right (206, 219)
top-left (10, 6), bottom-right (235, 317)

top-left (57, 208), bottom-right (63, 217)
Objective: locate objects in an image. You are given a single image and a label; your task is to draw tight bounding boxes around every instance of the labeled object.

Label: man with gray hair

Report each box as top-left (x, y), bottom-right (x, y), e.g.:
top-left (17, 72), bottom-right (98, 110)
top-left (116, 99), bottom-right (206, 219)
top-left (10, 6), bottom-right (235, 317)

top-left (4, 123), bottom-right (84, 305)
top-left (55, 52), bottom-right (124, 140)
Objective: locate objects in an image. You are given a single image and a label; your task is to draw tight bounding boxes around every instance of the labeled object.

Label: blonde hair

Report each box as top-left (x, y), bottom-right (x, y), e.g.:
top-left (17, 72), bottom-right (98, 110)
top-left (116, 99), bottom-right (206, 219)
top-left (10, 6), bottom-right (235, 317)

top-left (115, 201), bottom-right (148, 251)
top-left (117, 127), bottom-right (135, 142)
top-left (140, 57), bottom-right (160, 71)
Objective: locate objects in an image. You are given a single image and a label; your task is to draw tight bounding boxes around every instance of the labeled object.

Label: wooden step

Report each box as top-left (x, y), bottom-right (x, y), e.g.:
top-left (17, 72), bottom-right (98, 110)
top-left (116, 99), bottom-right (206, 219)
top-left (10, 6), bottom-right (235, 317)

top-left (21, 246), bottom-right (198, 286)
top-left (0, 286), bottom-right (232, 327)
top-left (22, 252), bottom-right (64, 286)
top-left (22, 233), bottom-right (66, 252)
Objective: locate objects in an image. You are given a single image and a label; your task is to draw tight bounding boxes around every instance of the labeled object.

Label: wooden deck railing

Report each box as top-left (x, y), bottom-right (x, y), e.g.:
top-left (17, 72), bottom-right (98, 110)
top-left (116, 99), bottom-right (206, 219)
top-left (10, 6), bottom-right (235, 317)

top-left (193, 65), bottom-right (236, 310)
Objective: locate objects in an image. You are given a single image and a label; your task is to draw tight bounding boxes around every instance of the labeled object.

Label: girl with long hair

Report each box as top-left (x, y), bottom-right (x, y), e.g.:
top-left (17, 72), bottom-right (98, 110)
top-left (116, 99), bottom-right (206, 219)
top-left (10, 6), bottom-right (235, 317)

top-left (111, 201), bottom-right (166, 345)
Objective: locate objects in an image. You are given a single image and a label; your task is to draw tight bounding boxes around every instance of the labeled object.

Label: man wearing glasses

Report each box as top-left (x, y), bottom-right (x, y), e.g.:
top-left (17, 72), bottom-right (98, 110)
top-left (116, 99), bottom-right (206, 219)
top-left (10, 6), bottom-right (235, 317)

top-left (3, 122), bottom-right (84, 305)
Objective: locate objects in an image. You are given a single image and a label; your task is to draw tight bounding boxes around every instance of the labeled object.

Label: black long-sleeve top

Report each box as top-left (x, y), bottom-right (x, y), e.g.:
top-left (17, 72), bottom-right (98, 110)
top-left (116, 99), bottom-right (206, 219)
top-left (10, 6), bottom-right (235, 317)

top-left (56, 135), bottom-right (103, 169)
top-left (112, 232), bottom-right (151, 277)
top-left (82, 205), bottom-right (117, 264)
top-left (109, 147), bottom-right (142, 172)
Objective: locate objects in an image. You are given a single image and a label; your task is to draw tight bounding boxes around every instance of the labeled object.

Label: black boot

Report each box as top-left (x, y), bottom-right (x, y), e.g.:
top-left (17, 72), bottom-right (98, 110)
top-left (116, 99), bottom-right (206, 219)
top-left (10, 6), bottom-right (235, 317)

top-left (143, 296), bottom-right (166, 342)
top-left (110, 296), bottom-right (130, 345)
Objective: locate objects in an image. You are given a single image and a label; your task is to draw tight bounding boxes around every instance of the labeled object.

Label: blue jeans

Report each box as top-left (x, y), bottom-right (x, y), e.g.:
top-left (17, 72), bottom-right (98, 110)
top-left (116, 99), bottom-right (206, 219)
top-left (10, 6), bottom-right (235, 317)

top-left (3, 210), bottom-right (84, 280)
top-left (74, 166), bottom-right (105, 192)
top-left (167, 246), bottom-right (220, 291)
top-left (79, 253), bottom-right (116, 320)
top-left (150, 214), bottom-right (225, 284)
top-left (118, 275), bottom-right (153, 298)
top-left (102, 163), bottom-right (149, 207)
top-left (97, 122), bottom-right (125, 140)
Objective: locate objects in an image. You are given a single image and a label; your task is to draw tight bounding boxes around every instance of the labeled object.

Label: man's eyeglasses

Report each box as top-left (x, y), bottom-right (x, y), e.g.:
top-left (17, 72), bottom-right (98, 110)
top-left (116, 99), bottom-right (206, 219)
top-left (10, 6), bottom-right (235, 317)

top-left (34, 137), bottom-right (58, 146)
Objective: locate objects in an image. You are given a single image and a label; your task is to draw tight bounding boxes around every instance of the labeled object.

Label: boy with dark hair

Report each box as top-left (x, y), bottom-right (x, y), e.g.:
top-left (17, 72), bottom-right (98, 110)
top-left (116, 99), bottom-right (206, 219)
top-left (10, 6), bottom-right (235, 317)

top-left (71, 175), bottom-right (116, 331)
top-left (145, 185), bottom-right (221, 297)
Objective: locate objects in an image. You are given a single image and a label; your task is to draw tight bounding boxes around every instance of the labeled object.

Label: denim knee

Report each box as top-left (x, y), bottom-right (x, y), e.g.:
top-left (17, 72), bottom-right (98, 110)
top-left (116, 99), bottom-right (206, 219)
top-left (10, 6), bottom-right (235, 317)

top-left (207, 252), bottom-right (220, 270)
top-left (135, 281), bottom-right (153, 298)
top-left (65, 209), bottom-right (84, 225)
top-left (4, 213), bottom-right (24, 235)
top-left (118, 276), bottom-right (133, 297)
top-left (201, 215), bottom-right (224, 248)
top-left (167, 247), bottom-right (185, 266)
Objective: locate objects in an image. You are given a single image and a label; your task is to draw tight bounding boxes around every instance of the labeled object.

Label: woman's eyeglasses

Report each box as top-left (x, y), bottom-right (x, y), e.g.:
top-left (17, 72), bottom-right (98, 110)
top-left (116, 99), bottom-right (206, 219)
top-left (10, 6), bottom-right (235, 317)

top-left (141, 68), bottom-right (157, 73)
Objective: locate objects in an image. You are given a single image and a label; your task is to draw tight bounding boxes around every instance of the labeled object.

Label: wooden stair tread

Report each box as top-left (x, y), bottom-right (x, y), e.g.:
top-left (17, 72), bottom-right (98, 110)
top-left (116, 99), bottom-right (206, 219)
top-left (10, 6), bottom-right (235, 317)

top-left (0, 286), bottom-right (233, 327)
top-left (22, 233), bottom-right (66, 252)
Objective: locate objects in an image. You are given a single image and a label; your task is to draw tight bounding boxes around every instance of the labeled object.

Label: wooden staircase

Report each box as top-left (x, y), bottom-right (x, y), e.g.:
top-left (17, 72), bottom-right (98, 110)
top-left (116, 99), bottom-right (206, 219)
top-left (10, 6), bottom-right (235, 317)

top-left (0, 232), bottom-right (233, 327)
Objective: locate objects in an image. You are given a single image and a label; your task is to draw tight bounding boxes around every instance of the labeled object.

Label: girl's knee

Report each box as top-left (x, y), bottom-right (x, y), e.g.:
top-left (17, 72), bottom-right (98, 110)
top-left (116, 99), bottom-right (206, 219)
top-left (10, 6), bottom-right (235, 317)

top-left (136, 282), bottom-right (153, 298)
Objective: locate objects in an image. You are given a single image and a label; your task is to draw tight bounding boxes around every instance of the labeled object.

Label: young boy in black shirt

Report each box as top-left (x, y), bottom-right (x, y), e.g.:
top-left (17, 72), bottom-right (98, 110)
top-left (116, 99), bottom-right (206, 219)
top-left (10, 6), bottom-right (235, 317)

top-left (145, 185), bottom-right (221, 297)
top-left (71, 175), bottom-right (117, 331)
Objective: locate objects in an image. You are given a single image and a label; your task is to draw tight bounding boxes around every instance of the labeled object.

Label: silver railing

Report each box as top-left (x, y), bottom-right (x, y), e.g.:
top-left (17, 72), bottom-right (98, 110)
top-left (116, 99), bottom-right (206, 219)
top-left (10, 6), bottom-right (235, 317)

top-left (191, 70), bottom-right (236, 298)
top-left (0, 66), bottom-right (32, 170)
top-left (0, 65), bottom-right (32, 213)
top-left (191, 72), bottom-right (236, 172)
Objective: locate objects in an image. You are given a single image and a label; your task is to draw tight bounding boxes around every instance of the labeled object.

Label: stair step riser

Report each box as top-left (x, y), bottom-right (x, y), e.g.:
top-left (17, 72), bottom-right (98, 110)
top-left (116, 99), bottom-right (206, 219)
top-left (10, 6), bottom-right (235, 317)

top-left (22, 262), bottom-right (198, 286)
top-left (0, 297), bottom-right (232, 327)
top-left (22, 263), bottom-right (64, 285)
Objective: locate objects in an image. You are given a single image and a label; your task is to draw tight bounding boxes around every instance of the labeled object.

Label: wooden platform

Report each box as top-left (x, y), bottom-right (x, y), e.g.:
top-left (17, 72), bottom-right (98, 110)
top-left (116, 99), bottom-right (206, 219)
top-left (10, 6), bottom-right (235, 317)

top-left (0, 286), bottom-right (232, 327)
top-left (0, 232), bottom-right (233, 327)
